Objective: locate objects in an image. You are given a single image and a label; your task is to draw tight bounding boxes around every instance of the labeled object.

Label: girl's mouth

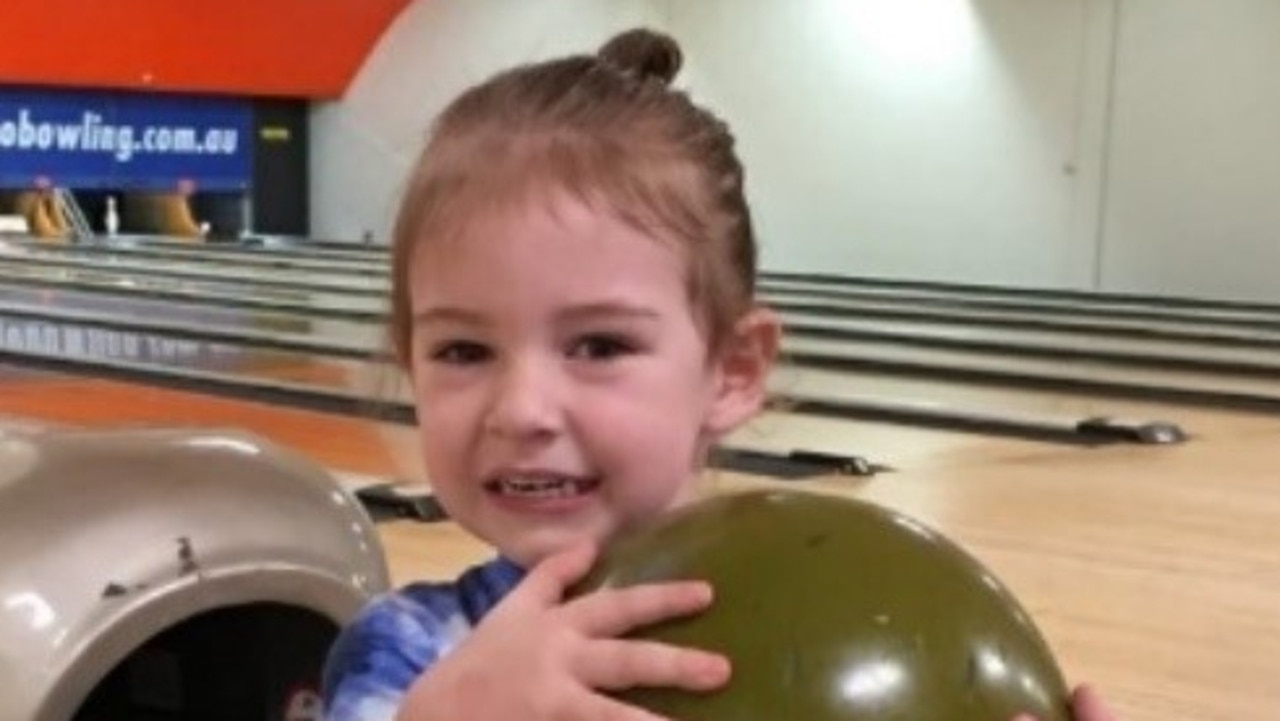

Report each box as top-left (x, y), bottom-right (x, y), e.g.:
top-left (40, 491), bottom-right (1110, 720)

top-left (485, 473), bottom-right (602, 499)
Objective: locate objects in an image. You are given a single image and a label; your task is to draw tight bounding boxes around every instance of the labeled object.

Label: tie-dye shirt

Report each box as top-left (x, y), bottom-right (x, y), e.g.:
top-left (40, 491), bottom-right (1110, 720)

top-left (322, 557), bottom-right (526, 721)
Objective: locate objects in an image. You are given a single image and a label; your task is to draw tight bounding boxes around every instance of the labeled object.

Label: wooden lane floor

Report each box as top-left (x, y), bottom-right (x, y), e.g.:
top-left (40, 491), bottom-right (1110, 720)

top-left (0, 363), bottom-right (419, 479)
top-left (785, 335), bottom-right (1280, 410)
top-left (776, 367), bottom-right (1280, 438)
top-left (725, 408), bottom-right (1092, 471)
top-left (766, 290), bottom-right (1280, 342)
top-left (778, 308), bottom-right (1280, 368)
top-left (762, 277), bottom-right (1280, 326)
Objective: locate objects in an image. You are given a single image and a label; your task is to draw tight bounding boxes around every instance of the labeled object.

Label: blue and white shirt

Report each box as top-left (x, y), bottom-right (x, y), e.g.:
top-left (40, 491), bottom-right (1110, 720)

top-left (322, 557), bottom-right (526, 721)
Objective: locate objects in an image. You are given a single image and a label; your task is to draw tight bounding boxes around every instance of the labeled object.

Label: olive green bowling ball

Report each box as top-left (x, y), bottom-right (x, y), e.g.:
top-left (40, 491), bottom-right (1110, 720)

top-left (573, 490), bottom-right (1071, 720)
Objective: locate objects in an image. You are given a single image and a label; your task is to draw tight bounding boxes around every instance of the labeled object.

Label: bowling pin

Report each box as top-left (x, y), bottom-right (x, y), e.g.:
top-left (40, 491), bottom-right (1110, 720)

top-left (104, 196), bottom-right (120, 237)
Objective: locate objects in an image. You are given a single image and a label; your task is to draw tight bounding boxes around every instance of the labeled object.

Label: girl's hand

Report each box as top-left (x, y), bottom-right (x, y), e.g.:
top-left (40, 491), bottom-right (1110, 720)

top-left (395, 542), bottom-right (731, 721)
top-left (1067, 685), bottom-right (1118, 721)
top-left (1013, 684), bottom-right (1118, 721)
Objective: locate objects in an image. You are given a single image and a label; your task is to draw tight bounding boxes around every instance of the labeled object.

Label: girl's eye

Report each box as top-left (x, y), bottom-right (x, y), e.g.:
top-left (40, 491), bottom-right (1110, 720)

top-left (430, 341), bottom-right (492, 364)
top-left (569, 334), bottom-right (636, 361)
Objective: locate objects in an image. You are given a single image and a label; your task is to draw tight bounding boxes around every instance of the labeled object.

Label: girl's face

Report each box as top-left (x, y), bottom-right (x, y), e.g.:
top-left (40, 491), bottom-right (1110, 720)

top-left (406, 194), bottom-right (766, 567)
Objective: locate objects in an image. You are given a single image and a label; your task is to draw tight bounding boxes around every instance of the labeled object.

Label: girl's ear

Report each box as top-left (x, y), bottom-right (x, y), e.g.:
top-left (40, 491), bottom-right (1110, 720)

top-left (704, 306), bottom-right (781, 435)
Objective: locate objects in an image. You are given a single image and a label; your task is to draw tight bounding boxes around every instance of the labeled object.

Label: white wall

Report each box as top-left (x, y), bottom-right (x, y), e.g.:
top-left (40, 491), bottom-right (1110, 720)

top-left (670, 0), bottom-right (1101, 288)
top-left (313, 0), bottom-right (1280, 302)
top-left (1099, 0), bottom-right (1280, 302)
top-left (310, 0), bottom-right (669, 244)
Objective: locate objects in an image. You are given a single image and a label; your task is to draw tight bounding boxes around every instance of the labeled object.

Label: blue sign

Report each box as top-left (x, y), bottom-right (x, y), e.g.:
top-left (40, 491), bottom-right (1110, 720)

top-left (0, 87), bottom-right (252, 191)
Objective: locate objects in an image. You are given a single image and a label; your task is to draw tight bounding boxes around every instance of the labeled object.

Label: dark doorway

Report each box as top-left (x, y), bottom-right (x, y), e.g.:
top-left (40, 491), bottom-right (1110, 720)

top-left (252, 99), bottom-right (310, 237)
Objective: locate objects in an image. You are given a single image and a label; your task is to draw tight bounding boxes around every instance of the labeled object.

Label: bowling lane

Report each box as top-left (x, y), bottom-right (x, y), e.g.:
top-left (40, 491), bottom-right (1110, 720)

top-left (722, 407), bottom-right (1094, 472)
top-left (763, 277), bottom-right (1280, 326)
top-left (4, 339), bottom-right (1062, 483)
top-left (1, 304), bottom-right (1140, 458)
top-left (0, 263), bottom-right (385, 318)
top-left (9, 285), bottom-right (1264, 442)
top-left (35, 266), bottom-right (1266, 380)
top-left (786, 335), bottom-right (1280, 407)
top-left (764, 271), bottom-right (1280, 315)
top-left (0, 284), bottom-right (377, 344)
top-left (764, 291), bottom-right (1280, 342)
top-left (16, 299), bottom-right (1247, 445)
top-left (773, 366), bottom-right (1274, 435)
top-left (0, 352), bottom-right (1090, 486)
top-left (779, 309), bottom-right (1280, 369)
top-left (1, 238), bottom-right (388, 275)
top-left (79, 306), bottom-right (1228, 446)
top-left (0, 313), bottom-right (403, 399)
top-left (0, 247), bottom-right (387, 296)
top-left (0, 312), bottom-right (1100, 448)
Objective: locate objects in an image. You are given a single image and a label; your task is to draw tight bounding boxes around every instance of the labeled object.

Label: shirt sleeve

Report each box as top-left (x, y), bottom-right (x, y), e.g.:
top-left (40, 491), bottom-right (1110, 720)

top-left (322, 591), bottom-right (472, 721)
top-left (321, 558), bottom-right (524, 721)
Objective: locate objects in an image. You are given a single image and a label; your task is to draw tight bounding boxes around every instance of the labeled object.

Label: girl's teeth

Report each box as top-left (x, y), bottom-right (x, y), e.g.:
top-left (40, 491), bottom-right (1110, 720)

top-left (496, 476), bottom-right (589, 498)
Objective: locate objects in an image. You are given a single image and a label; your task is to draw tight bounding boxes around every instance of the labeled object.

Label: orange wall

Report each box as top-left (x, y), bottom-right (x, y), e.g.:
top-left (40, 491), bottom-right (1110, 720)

top-left (0, 0), bottom-right (412, 99)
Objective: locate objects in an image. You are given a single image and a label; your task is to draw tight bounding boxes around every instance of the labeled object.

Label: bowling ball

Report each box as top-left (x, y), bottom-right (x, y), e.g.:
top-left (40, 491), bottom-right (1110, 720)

top-left (572, 490), bottom-right (1071, 720)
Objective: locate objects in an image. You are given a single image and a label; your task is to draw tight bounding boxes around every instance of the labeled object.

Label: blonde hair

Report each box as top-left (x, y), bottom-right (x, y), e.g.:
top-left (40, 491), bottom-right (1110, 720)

top-left (388, 28), bottom-right (757, 367)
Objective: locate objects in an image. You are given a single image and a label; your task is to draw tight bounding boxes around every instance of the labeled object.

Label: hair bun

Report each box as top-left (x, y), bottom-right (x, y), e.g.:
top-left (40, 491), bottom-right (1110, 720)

top-left (597, 28), bottom-right (683, 85)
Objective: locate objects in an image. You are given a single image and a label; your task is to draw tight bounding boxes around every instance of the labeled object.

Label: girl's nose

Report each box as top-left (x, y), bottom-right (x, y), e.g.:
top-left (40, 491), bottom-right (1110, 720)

top-left (483, 357), bottom-right (564, 440)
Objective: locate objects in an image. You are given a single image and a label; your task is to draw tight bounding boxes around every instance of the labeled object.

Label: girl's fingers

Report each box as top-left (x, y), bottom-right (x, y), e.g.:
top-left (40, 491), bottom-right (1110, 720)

top-left (1072, 684), bottom-right (1118, 721)
top-left (509, 542), bottom-right (599, 608)
top-left (578, 638), bottom-right (731, 692)
top-left (568, 581), bottom-right (714, 637)
top-left (1008, 684), bottom-right (1115, 721)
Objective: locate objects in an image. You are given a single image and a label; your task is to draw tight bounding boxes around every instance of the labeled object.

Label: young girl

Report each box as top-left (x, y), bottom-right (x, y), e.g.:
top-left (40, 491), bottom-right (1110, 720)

top-left (322, 28), bottom-right (1118, 721)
